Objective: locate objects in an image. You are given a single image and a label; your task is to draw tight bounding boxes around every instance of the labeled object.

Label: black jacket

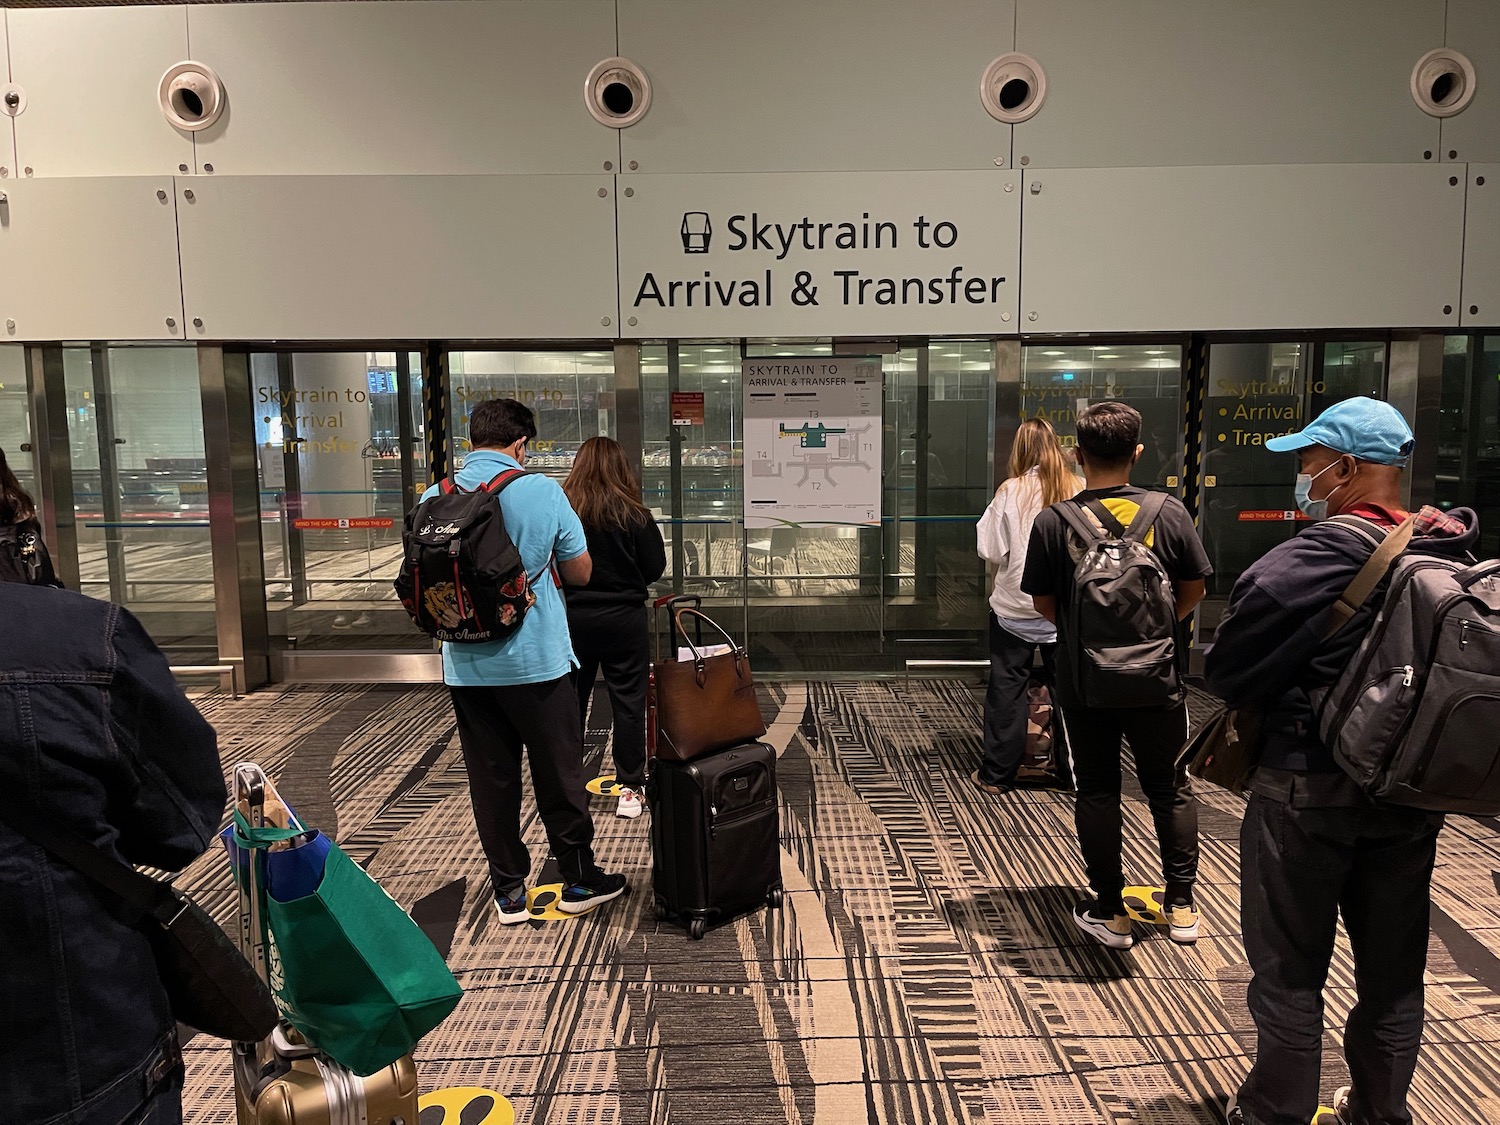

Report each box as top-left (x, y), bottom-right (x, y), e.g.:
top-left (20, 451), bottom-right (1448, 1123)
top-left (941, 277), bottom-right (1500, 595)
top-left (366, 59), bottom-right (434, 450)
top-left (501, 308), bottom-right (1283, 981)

top-left (1205, 507), bottom-right (1479, 777)
top-left (565, 513), bottom-right (667, 612)
top-left (0, 585), bottom-right (226, 1124)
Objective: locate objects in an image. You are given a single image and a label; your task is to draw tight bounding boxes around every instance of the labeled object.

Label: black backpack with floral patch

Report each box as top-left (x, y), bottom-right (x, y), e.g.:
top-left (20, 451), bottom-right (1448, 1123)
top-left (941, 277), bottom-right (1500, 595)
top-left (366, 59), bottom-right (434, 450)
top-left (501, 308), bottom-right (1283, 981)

top-left (395, 470), bottom-right (535, 644)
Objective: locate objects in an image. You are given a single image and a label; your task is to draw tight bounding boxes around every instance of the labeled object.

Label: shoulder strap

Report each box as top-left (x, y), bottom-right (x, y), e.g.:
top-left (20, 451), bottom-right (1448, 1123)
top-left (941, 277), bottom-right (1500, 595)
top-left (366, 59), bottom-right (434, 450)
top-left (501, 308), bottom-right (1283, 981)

top-left (1321, 514), bottom-right (1416, 640)
top-left (0, 791), bottom-right (177, 923)
top-left (1082, 497), bottom-right (1129, 538)
top-left (438, 478), bottom-right (457, 495)
top-left (482, 468), bottom-right (528, 495)
top-left (1122, 491), bottom-right (1169, 545)
top-left (1055, 499), bottom-right (1107, 545)
top-left (1323, 514), bottom-right (1385, 552)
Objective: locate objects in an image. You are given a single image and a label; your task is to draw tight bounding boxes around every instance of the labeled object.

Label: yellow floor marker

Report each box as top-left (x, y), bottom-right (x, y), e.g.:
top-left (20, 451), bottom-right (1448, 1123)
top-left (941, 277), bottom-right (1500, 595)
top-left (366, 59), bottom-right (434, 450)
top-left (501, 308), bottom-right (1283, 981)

top-left (586, 773), bottom-right (625, 797)
top-left (524, 882), bottom-right (577, 922)
top-left (419, 1086), bottom-right (516, 1125)
top-left (1122, 885), bottom-right (1168, 927)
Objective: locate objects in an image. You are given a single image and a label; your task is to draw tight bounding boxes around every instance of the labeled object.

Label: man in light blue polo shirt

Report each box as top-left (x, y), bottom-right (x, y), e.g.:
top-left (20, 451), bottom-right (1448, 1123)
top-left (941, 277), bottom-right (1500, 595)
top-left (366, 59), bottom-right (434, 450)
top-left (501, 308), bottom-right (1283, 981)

top-left (426, 398), bottom-right (627, 922)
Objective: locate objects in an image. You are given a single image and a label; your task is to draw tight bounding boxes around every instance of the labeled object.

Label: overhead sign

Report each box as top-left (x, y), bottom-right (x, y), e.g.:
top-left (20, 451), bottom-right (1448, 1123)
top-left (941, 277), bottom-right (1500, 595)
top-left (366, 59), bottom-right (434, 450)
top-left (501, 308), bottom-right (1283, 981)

top-left (743, 358), bottom-right (882, 529)
top-left (618, 171), bottom-right (1021, 337)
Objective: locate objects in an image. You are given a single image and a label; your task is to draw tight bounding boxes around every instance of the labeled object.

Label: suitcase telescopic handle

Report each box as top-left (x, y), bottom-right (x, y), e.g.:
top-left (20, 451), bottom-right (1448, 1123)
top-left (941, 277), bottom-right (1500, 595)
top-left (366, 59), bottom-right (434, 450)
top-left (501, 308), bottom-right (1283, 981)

top-left (653, 594), bottom-right (701, 610)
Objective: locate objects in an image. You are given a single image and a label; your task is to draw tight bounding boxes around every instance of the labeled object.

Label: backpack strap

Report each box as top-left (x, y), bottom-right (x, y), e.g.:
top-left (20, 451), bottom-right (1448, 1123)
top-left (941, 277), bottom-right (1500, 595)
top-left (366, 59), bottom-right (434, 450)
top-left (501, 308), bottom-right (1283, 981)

top-left (1120, 491), bottom-right (1169, 545)
top-left (1322, 514), bottom-right (1416, 640)
top-left (1055, 499), bottom-right (1107, 545)
top-left (438, 478), bottom-right (457, 495)
top-left (1082, 498), bottom-right (1129, 538)
top-left (447, 468), bottom-right (527, 496)
top-left (1323, 514), bottom-right (1385, 552)
top-left (482, 468), bottom-right (528, 495)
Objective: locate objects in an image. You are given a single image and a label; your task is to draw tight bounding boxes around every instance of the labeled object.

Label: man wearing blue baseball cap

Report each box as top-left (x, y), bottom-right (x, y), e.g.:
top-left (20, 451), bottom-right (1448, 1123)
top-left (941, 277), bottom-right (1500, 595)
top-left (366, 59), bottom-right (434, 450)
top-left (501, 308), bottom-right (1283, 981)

top-left (1206, 397), bottom-right (1479, 1125)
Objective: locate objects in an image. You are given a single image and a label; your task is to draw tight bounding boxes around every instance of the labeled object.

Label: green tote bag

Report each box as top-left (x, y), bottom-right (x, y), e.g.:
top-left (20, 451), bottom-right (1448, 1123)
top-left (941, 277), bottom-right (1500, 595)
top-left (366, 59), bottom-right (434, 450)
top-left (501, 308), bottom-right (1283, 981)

top-left (232, 813), bottom-right (463, 1076)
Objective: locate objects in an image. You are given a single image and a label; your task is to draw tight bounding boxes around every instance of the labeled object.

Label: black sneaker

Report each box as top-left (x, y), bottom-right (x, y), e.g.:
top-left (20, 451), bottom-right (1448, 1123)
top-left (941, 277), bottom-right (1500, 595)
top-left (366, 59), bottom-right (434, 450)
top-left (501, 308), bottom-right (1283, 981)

top-left (559, 868), bottom-right (628, 915)
top-left (1223, 1094), bottom-right (1246, 1124)
top-left (494, 884), bottom-right (530, 925)
top-left (1073, 898), bottom-right (1135, 950)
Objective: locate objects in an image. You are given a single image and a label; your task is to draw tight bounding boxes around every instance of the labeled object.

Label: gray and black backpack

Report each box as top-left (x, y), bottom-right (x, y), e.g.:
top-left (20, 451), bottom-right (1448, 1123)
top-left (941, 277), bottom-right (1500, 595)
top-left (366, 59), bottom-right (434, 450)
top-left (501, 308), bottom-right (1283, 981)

top-left (1055, 493), bottom-right (1180, 708)
top-left (1314, 516), bottom-right (1500, 816)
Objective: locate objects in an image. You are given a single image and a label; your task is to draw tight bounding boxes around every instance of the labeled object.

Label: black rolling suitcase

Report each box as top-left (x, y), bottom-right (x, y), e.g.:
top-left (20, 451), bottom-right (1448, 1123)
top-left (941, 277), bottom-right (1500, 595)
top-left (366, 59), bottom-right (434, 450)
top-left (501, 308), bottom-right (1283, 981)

top-left (647, 742), bottom-right (783, 939)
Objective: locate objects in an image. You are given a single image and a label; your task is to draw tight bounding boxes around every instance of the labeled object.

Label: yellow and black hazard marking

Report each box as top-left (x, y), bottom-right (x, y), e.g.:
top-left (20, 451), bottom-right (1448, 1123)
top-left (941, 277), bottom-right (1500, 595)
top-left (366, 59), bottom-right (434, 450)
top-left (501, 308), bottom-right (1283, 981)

top-left (1122, 886), bottom-right (1168, 927)
top-left (418, 1086), bottom-right (515, 1125)
top-left (586, 773), bottom-right (626, 797)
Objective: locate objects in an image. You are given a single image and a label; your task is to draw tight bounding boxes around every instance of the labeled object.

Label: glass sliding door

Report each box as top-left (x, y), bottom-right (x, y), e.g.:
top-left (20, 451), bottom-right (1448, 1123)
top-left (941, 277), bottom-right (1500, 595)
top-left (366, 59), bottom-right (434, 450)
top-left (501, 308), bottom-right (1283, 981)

top-left (252, 349), bottom-right (428, 651)
top-left (1435, 334), bottom-right (1500, 560)
top-left (641, 342), bottom-right (746, 641)
top-left (61, 345), bottom-right (216, 656)
top-left (0, 347), bottom-right (34, 498)
top-left (1020, 342), bottom-right (1186, 494)
top-left (448, 349), bottom-right (616, 479)
top-left (1197, 338), bottom-right (1388, 637)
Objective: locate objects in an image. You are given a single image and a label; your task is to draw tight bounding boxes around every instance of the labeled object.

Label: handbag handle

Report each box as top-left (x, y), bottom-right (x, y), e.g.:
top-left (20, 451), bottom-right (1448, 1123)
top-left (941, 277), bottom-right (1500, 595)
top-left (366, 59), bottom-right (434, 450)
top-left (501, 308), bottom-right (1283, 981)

top-left (672, 608), bottom-right (744, 682)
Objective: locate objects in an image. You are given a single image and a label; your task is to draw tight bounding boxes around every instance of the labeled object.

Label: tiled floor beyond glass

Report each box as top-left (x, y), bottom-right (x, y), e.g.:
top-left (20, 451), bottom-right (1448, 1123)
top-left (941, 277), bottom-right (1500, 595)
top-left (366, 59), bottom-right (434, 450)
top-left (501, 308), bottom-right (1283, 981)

top-left (177, 681), bottom-right (1500, 1124)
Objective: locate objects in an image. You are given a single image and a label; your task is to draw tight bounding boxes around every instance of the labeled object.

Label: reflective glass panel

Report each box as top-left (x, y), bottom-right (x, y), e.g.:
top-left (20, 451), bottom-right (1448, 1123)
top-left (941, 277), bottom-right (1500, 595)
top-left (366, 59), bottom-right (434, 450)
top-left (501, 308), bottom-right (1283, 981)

top-left (1198, 339), bottom-right (1387, 635)
top-left (0, 347), bottom-right (33, 498)
top-left (641, 342), bottom-right (745, 639)
top-left (252, 350), bottom-right (428, 651)
top-left (63, 346), bottom-right (214, 655)
top-left (1020, 343), bottom-right (1185, 492)
top-left (449, 350), bottom-right (616, 480)
top-left (1435, 335), bottom-right (1500, 560)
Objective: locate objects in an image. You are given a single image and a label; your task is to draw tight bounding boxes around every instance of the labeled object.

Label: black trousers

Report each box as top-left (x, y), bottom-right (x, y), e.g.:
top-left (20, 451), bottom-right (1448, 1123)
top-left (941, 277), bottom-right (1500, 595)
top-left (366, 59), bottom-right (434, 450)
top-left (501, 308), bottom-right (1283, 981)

top-left (980, 614), bottom-right (1061, 787)
top-left (1237, 793), bottom-right (1441, 1125)
top-left (569, 603), bottom-right (650, 790)
top-left (448, 676), bottom-right (598, 895)
top-left (1062, 700), bottom-right (1197, 909)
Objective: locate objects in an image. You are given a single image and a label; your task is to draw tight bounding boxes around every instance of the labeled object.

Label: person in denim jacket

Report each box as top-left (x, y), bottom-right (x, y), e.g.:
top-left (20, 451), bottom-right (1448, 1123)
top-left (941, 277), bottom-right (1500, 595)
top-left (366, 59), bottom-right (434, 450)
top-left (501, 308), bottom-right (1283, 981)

top-left (0, 583), bottom-right (226, 1125)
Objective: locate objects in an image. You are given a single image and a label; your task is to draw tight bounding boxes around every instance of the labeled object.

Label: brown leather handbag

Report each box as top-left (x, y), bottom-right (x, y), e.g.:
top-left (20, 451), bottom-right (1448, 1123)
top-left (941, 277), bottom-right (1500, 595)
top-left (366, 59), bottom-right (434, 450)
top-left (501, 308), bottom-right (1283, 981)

top-left (650, 602), bottom-right (766, 762)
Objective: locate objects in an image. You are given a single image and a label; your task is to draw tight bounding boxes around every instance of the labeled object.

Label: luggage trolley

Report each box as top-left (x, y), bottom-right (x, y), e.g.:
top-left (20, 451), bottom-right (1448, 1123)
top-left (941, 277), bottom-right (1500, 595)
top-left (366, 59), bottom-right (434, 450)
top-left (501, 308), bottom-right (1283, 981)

top-left (228, 763), bottom-right (419, 1125)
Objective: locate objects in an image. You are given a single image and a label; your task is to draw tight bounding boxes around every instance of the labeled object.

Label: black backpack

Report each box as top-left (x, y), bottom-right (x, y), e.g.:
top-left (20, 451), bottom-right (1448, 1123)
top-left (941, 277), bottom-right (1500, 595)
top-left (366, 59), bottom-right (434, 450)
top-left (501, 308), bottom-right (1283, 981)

top-left (1055, 493), bottom-right (1179, 708)
top-left (0, 519), bottom-right (57, 587)
top-left (394, 470), bottom-right (536, 644)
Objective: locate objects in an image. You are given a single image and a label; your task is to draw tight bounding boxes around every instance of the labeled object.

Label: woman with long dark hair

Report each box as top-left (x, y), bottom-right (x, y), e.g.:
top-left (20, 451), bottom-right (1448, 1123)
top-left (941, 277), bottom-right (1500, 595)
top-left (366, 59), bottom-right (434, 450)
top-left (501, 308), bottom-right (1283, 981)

top-left (973, 418), bottom-right (1079, 794)
top-left (563, 437), bottom-right (666, 818)
top-left (0, 447), bottom-right (58, 587)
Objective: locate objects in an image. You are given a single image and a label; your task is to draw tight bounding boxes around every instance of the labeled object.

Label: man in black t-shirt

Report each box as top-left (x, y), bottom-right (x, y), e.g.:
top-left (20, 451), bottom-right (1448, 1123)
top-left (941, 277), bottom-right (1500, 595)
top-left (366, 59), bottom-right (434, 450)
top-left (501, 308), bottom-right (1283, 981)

top-left (1021, 402), bottom-right (1211, 951)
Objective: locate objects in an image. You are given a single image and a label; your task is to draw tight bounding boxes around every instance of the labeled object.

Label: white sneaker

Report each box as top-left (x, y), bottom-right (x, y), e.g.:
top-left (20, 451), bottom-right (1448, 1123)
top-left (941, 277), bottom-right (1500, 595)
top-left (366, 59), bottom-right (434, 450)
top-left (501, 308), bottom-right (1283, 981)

top-left (615, 787), bottom-right (644, 819)
top-left (1329, 1087), bottom-right (1353, 1124)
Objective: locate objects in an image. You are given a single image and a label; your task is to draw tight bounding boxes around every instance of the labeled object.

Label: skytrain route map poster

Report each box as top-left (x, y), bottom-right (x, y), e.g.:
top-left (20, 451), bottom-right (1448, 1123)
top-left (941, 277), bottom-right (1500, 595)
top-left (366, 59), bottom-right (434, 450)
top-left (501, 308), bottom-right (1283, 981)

top-left (742, 358), bottom-right (882, 529)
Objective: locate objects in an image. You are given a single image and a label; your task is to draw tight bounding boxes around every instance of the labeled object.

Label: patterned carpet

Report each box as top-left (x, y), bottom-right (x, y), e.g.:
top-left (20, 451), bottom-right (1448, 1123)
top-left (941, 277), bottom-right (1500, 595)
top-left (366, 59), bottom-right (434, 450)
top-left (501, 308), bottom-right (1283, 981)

top-left (177, 681), bottom-right (1500, 1125)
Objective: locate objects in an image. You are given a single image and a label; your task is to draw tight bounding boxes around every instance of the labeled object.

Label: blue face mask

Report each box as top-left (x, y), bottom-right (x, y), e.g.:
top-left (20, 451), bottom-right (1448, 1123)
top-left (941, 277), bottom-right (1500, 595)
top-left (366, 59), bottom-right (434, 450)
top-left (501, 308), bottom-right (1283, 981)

top-left (1294, 461), bottom-right (1343, 522)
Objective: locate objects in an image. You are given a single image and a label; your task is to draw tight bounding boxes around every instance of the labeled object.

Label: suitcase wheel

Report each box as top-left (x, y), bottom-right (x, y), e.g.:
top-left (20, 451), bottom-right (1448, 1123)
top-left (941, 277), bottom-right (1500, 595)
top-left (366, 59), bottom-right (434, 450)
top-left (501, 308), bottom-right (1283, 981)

top-left (688, 917), bottom-right (707, 940)
top-left (655, 897), bottom-right (671, 922)
top-left (768, 887), bottom-right (784, 909)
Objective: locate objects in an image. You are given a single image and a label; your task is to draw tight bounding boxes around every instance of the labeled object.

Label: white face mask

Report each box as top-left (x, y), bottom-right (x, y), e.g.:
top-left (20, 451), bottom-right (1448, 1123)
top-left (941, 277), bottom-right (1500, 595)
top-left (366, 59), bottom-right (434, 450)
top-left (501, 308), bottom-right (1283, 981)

top-left (1294, 461), bottom-right (1344, 522)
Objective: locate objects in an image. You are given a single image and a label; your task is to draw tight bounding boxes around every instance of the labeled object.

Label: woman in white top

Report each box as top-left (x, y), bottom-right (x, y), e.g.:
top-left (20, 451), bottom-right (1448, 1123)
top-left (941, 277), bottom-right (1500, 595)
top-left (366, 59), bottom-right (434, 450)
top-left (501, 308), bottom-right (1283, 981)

top-left (973, 418), bottom-right (1081, 794)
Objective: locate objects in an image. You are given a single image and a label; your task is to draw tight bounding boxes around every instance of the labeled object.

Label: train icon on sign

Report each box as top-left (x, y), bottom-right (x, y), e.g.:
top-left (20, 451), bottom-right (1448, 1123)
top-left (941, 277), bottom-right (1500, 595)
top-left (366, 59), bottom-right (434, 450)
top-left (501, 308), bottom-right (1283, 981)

top-left (681, 212), bottom-right (711, 253)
